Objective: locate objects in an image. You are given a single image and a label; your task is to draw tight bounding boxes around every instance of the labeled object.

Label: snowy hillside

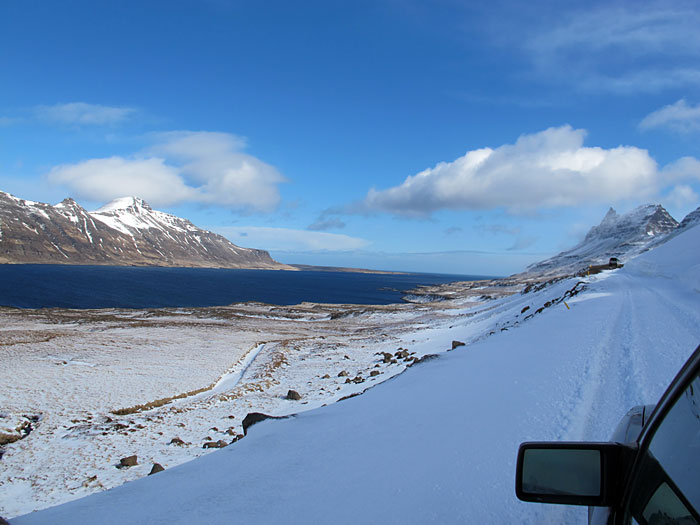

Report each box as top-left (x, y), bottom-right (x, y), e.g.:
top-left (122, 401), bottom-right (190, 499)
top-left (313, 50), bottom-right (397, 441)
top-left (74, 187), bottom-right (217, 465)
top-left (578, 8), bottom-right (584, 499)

top-left (90, 197), bottom-right (200, 237)
top-left (525, 204), bottom-right (679, 276)
top-left (12, 224), bottom-right (700, 523)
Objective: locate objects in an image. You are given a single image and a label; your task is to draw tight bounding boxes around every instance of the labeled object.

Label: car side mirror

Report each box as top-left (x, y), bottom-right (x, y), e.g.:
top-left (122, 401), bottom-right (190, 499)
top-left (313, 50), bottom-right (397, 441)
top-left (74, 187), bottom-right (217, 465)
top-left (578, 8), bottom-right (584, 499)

top-left (516, 442), bottom-right (634, 507)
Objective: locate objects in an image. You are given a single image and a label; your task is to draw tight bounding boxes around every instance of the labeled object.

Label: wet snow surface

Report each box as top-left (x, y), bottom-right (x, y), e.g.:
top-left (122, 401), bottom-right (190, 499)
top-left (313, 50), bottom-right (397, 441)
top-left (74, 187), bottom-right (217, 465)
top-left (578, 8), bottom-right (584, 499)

top-left (4, 224), bottom-right (700, 524)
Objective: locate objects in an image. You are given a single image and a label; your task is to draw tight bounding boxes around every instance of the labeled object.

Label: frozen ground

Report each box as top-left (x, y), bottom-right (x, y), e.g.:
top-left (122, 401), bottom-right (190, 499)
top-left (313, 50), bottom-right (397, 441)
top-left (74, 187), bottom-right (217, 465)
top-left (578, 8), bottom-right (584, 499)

top-left (1, 293), bottom-right (488, 518)
top-left (4, 223), bottom-right (700, 523)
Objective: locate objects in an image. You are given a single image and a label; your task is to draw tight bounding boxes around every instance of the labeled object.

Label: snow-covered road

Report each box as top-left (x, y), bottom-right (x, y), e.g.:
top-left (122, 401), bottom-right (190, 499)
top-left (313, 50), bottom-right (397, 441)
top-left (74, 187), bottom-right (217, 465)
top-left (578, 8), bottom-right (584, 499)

top-left (13, 224), bottom-right (700, 523)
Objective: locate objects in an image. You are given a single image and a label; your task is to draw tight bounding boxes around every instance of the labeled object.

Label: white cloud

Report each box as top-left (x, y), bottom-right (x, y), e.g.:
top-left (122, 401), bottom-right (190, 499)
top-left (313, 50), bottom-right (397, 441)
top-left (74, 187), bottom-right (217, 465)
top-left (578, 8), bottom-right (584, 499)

top-left (148, 131), bottom-right (284, 211)
top-left (640, 99), bottom-right (700, 133)
top-left (663, 157), bottom-right (700, 181)
top-left (35, 102), bottom-right (136, 125)
top-left (664, 185), bottom-right (699, 209)
top-left (47, 157), bottom-right (196, 207)
top-left (47, 131), bottom-right (285, 212)
top-left (307, 217), bottom-right (346, 231)
top-left (519, 3), bottom-right (700, 93)
top-left (215, 226), bottom-right (370, 252)
top-left (363, 126), bottom-right (660, 215)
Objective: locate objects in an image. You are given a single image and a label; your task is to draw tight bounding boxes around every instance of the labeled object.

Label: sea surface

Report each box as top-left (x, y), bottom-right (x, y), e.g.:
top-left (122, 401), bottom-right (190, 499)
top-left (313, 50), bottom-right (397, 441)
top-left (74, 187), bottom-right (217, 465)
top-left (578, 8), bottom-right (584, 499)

top-left (0, 264), bottom-right (490, 309)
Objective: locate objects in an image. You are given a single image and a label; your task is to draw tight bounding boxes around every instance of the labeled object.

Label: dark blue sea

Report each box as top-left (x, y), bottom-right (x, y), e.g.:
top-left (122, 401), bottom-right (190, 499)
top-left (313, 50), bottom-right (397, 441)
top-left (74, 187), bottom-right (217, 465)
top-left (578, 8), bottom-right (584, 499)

top-left (0, 265), bottom-right (490, 309)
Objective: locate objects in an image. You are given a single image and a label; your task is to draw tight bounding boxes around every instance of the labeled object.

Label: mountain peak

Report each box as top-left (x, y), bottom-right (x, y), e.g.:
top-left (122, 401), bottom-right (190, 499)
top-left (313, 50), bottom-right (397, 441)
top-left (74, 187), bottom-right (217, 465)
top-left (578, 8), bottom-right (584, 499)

top-left (526, 203), bottom-right (679, 276)
top-left (601, 207), bottom-right (618, 224)
top-left (0, 189), bottom-right (291, 269)
top-left (94, 196), bottom-right (153, 214)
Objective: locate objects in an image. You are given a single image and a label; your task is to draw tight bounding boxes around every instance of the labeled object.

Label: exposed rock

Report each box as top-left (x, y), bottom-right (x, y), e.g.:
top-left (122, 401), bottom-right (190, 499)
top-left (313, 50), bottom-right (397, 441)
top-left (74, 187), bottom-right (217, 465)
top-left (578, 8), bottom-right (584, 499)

top-left (82, 475), bottom-right (98, 488)
top-left (242, 412), bottom-right (275, 435)
top-left (451, 340), bottom-right (465, 350)
top-left (0, 516), bottom-right (9, 525)
top-left (321, 374), bottom-right (331, 379)
top-left (521, 306), bottom-right (530, 314)
top-left (203, 440), bottom-right (228, 449)
top-left (119, 455), bottom-right (137, 468)
top-left (337, 370), bottom-right (349, 377)
top-left (286, 390), bottom-right (302, 401)
top-left (169, 437), bottom-right (187, 446)
top-left (523, 204), bottom-right (679, 277)
top-left (149, 463), bottom-right (165, 475)
top-left (407, 354), bottom-right (439, 367)
top-left (0, 414), bottom-right (36, 445)
top-left (0, 190), bottom-right (293, 269)
top-left (370, 370), bottom-right (380, 377)
top-left (379, 352), bottom-right (394, 363)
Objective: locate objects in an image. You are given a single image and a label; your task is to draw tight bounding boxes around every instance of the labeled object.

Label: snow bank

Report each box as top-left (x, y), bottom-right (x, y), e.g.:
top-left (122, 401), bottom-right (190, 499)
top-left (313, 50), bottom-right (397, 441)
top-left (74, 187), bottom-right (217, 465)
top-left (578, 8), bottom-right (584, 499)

top-left (626, 223), bottom-right (700, 292)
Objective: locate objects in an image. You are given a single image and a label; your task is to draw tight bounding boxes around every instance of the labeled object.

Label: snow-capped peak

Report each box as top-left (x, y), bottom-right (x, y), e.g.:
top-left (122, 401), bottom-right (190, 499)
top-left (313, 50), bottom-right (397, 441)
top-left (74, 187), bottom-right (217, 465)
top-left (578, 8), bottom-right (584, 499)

top-left (95, 196), bottom-right (152, 214)
top-left (526, 203), bottom-right (679, 275)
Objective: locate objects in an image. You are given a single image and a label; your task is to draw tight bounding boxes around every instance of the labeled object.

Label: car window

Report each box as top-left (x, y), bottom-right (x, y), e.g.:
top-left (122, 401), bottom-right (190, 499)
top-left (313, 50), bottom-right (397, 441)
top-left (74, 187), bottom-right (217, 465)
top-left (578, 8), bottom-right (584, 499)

top-left (627, 373), bottom-right (700, 524)
top-left (647, 374), bottom-right (700, 511)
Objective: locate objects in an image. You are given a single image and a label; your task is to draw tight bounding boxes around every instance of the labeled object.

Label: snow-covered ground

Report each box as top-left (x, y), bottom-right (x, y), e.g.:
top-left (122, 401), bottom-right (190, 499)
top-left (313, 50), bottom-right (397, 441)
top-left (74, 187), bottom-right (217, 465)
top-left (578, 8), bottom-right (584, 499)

top-left (5, 224), bottom-right (700, 523)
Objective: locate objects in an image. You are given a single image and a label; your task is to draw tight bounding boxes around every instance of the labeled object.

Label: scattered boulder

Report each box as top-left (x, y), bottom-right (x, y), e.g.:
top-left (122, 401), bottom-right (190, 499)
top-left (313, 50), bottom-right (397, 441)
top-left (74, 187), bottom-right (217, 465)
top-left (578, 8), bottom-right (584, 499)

top-left (370, 370), bottom-right (380, 377)
top-left (451, 340), bottom-right (465, 350)
top-left (242, 412), bottom-right (274, 435)
top-left (321, 374), bottom-right (330, 379)
top-left (149, 463), bottom-right (165, 475)
top-left (226, 427), bottom-right (237, 436)
top-left (380, 352), bottom-right (393, 363)
top-left (82, 475), bottom-right (98, 488)
top-left (345, 378), bottom-right (352, 384)
top-left (521, 306), bottom-right (530, 314)
top-left (0, 414), bottom-right (37, 445)
top-left (394, 349), bottom-right (410, 359)
top-left (286, 390), bottom-right (302, 401)
top-left (169, 437), bottom-right (187, 446)
top-left (119, 455), bottom-right (137, 468)
top-left (337, 370), bottom-right (349, 377)
top-left (203, 440), bottom-right (228, 449)
top-left (352, 376), bottom-right (365, 384)
top-left (407, 354), bottom-right (439, 367)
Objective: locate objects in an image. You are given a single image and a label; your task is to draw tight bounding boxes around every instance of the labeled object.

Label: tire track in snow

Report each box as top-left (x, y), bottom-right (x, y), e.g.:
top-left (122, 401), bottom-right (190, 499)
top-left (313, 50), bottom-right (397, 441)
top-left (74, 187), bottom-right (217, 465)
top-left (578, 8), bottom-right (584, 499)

top-left (553, 282), bottom-right (632, 441)
top-left (208, 343), bottom-right (267, 395)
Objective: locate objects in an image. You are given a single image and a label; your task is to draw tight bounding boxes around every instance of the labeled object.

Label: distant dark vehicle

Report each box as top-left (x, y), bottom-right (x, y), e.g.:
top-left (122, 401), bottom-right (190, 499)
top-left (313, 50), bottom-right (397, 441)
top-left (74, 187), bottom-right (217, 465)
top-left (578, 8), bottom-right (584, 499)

top-left (609, 257), bottom-right (621, 268)
top-left (516, 344), bottom-right (700, 524)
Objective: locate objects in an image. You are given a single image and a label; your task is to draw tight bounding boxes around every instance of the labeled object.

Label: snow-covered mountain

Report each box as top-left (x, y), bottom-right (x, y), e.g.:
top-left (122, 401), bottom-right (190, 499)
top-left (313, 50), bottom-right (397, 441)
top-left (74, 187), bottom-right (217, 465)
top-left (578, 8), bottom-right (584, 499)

top-left (0, 191), bottom-right (293, 270)
top-left (525, 204), bottom-right (680, 276)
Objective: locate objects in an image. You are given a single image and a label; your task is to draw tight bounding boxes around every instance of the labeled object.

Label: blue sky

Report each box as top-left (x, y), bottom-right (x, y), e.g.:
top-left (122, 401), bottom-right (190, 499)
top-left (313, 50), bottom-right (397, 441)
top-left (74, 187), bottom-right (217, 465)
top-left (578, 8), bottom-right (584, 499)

top-left (1, 0), bottom-right (699, 275)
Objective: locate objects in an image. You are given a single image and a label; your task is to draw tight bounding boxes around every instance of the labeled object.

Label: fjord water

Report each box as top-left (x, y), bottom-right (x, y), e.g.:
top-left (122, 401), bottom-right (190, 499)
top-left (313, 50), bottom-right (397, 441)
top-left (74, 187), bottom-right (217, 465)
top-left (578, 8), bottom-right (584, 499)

top-left (0, 265), bottom-right (485, 309)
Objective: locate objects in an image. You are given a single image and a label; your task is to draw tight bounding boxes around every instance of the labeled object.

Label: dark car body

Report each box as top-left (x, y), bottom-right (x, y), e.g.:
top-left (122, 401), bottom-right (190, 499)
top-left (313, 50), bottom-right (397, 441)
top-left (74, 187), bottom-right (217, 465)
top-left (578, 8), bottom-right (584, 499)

top-left (516, 344), bottom-right (700, 524)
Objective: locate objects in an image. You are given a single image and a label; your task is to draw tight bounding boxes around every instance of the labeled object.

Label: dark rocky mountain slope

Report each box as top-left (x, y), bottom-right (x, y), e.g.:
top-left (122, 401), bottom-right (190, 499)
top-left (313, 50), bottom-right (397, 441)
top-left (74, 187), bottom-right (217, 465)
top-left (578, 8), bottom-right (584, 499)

top-left (0, 191), bottom-right (293, 270)
top-left (523, 204), bottom-right (680, 277)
